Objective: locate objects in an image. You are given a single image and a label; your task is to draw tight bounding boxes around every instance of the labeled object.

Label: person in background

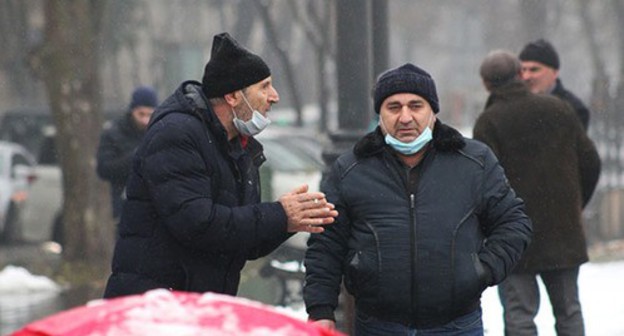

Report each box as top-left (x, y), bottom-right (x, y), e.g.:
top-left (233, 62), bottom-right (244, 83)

top-left (474, 50), bottom-right (601, 336)
top-left (519, 38), bottom-right (591, 131)
top-left (304, 63), bottom-right (532, 335)
top-left (103, 32), bottom-right (337, 299)
top-left (97, 85), bottom-right (158, 218)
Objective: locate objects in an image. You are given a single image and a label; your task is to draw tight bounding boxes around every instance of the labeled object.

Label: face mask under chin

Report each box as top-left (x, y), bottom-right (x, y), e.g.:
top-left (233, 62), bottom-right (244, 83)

top-left (231, 92), bottom-right (271, 136)
top-left (380, 114), bottom-right (434, 155)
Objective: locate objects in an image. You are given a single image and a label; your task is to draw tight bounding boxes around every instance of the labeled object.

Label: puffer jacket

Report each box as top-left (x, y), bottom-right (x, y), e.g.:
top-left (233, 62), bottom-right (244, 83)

top-left (96, 113), bottom-right (145, 217)
top-left (104, 81), bottom-right (289, 298)
top-left (304, 121), bottom-right (532, 328)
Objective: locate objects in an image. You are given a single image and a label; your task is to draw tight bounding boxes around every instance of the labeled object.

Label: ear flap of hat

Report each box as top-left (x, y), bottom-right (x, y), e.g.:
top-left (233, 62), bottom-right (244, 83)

top-left (202, 33), bottom-right (271, 98)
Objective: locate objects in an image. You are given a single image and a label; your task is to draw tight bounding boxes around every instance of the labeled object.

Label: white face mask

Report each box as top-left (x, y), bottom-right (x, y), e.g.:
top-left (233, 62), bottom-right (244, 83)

top-left (232, 91), bottom-right (271, 136)
top-left (380, 113), bottom-right (434, 155)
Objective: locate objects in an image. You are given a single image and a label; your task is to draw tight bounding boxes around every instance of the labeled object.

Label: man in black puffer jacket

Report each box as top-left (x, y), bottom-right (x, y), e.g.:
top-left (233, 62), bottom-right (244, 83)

top-left (97, 86), bottom-right (158, 218)
top-left (304, 63), bottom-right (532, 335)
top-left (103, 32), bottom-right (337, 299)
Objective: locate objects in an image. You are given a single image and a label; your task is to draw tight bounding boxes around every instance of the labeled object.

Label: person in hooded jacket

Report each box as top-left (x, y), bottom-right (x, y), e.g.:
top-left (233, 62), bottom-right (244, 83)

top-left (474, 50), bottom-right (601, 336)
top-left (304, 63), bottom-right (532, 335)
top-left (103, 32), bottom-right (337, 299)
top-left (97, 85), bottom-right (158, 219)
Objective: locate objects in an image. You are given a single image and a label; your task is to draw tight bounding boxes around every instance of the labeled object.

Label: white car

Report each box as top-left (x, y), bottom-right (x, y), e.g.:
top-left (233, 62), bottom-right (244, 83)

top-left (0, 141), bottom-right (37, 243)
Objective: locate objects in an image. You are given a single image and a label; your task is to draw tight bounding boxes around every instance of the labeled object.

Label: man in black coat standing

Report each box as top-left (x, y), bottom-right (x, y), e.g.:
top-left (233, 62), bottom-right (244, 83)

top-left (103, 32), bottom-right (337, 298)
top-left (97, 86), bottom-right (158, 218)
top-left (519, 38), bottom-right (591, 131)
top-left (305, 63), bottom-right (531, 335)
top-left (474, 50), bottom-right (601, 336)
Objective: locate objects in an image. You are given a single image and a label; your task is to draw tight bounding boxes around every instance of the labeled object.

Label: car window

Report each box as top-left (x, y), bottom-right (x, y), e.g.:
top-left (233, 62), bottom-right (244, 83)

top-left (12, 153), bottom-right (31, 167)
top-left (261, 139), bottom-right (322, 172)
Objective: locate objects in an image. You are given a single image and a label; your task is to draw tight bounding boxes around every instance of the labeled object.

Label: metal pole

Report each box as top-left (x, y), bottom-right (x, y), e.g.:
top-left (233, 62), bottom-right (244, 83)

top-left (322, 0), bottom-right (373, 170)
top-left (323, 1), bottom-right (378, 334)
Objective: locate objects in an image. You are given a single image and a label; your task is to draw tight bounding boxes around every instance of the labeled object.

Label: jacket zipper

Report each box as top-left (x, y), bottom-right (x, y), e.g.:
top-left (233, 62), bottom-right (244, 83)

top-left (409, 192), bottom-right (416, 321)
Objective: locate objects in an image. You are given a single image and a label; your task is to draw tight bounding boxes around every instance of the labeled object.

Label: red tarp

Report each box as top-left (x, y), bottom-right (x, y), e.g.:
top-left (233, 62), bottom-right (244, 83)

top-left (11, 289), bottom-right (343, 336)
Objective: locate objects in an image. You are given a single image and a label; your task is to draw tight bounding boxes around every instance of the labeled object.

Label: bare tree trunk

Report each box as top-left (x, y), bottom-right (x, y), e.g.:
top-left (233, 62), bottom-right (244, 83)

top-left (38, 0), bottom-right (114, 284)
top-left (234, 0), bottom-right (256, 45)
top-left (255, 0), bottom-right (304, 127)
top-left (0, 0), bottom-right (42, 106)
top-left (288, 0), bottom-right (334, 132)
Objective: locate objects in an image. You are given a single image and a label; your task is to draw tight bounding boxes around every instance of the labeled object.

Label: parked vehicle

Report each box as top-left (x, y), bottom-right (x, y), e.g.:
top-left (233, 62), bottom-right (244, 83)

top-left (0, 108), bottom-right (325, 306)
top-left (19, 126), bottom-right (63, 243)
top-left (239, 128), bottom-right (325, 307)
top-left (0, 141), bottom-right (37, 243)
top-left (0, 109), bottom-right (120, 244)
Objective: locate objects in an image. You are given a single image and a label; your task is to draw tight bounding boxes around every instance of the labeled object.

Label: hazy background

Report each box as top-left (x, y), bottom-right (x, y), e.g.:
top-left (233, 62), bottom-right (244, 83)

top-left (0, 0), bottom-right (623, 261)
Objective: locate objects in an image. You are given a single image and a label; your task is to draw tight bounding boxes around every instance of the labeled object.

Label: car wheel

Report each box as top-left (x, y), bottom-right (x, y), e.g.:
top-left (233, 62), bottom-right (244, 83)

top-left (0, 203), bottom-right (20, 243)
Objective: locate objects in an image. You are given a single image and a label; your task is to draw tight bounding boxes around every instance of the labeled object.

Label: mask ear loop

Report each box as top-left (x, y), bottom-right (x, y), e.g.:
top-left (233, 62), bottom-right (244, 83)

top-left (231, 90), bottom-right (253, 122)
top-left (240, 91), bottom-right (255, 112)
top-left (378, 115), bottom-right (388, 134)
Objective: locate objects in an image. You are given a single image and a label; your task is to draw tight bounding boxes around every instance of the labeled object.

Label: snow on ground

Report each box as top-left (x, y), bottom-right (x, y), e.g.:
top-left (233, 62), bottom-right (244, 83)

top-left (0, 265), bottom-right (60, 293)
top-left (482, 260), bottom-right (624, 336)
top-left (1, 261), bottom-right (623, 335)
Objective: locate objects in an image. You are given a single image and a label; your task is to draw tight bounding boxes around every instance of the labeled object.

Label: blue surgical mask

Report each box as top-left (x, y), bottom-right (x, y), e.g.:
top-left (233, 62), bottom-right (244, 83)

top-left (232, 91), bottom-right (271, 136)
top-left (382, 115), bottom-right (434, 155)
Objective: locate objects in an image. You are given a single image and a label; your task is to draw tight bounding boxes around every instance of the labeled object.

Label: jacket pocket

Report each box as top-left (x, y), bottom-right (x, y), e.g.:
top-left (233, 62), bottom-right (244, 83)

top-left (472, 253), bottom-right (489, 290)
top-left (454, 252), bottom-right (487, 307)
top-left (344, 247), bottom-right (379, 300)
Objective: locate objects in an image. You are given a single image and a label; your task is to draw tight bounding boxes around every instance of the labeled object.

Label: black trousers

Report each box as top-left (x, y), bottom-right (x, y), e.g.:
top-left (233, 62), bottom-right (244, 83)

top-left (498, 266), bottom-right (584, 336)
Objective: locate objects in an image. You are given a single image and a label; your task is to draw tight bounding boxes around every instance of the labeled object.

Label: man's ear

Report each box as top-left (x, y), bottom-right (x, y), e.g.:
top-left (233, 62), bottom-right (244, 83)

top-left (223, 91), bottom-right (241, 107)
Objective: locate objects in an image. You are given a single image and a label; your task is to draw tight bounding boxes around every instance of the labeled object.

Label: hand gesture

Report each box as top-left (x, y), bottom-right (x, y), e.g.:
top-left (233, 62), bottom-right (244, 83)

top-left (278, 184), bottom-right (338, 233)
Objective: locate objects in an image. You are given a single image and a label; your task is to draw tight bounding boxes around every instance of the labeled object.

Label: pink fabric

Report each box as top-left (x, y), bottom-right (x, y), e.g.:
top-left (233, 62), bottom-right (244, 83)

top-left (12, 290), bottom-right (343, 336)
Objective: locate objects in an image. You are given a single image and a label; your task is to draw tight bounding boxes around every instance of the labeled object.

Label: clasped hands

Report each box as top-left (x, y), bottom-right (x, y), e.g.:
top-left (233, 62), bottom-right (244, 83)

top-left (278, 184), bottom-right (338, 233)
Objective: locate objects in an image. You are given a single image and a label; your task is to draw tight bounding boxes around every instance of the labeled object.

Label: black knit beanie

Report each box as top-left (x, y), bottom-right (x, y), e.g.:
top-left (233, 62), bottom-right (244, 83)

top-left (129, 86), bottom-right (158, 109)
top-left (374, 63), bottom-right (439, 114)
top-left (202, 32), bottom-right (271, 98)
top-left (519, 39), bottom-right (560, 70)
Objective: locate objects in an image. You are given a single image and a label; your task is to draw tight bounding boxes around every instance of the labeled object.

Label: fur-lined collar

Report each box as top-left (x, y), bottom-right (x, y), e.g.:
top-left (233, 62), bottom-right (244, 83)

top-left (353, 119), bottom-right (465, 158)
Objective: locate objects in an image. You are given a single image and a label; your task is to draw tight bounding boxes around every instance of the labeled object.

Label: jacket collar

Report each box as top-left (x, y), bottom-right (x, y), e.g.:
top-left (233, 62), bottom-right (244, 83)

top-left (484, 79), bottom-right (530, 108)
top-left (181, 81), bottom-right (266, 167)
top-left (353, 119), bottom-right (465, 158)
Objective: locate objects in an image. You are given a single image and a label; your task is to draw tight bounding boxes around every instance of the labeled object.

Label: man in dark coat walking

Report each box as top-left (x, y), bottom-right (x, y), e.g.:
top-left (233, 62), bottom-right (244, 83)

top-left (305, 63), bottom-right (532, 335)
top-left (519, 38), bottom-right (591, 131)
top-left (474, 50), bottom-right (601, 335)
top-left (97, 86), bottom-right (158, 218)
top-left (103, 32), bottom-right (337, 298)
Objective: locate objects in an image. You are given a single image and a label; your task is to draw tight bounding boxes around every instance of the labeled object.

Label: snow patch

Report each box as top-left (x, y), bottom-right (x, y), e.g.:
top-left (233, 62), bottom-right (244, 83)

top-left (0, 265), bottom-right (60, 293)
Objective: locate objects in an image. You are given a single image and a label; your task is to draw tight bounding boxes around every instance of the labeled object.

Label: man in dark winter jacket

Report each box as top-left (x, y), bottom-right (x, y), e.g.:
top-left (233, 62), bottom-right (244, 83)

top-left (474, 50), bottom-right (601, 336)
top-left (304, 63), bottom-right (532, 335)
top-left (97, 85), bottom-right (158, 218)
top-left (103, 32), bottom-right (337, 299)
top-left (519, 38), bottom-right (591, 131)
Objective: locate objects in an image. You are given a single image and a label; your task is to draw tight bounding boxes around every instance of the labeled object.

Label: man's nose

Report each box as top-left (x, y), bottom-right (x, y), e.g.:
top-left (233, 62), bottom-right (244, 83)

top-left (399, 107), bottom-right (412, 123)
top-left (521, 70), bottom-right (531, 80)
top-left (269, 86), bottom-right (279, 104)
